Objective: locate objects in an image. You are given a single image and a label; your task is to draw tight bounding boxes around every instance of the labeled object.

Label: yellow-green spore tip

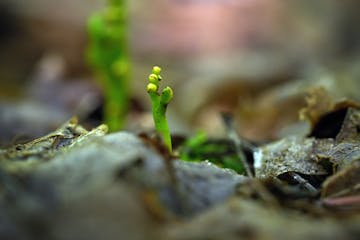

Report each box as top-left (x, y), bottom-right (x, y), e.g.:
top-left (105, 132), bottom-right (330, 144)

top-left (148, 74), bottom-right (159, 85)
top-left (147, 83), bottom-right (158, 93)
top-left (152, 66), bottom-right (162, 75)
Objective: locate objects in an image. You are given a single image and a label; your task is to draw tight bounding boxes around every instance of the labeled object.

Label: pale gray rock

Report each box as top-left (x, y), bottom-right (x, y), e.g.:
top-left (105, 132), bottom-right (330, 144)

top-left (31, 131), bottom-right (245, 215)
top-left (1, 130), bottom-right (247, 240)
top-left (174, 161), bottom-right (246, 214)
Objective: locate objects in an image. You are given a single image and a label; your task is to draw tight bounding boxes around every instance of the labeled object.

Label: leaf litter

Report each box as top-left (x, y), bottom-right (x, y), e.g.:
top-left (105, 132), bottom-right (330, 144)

top-left (0, 88), bottom-right (360, 239)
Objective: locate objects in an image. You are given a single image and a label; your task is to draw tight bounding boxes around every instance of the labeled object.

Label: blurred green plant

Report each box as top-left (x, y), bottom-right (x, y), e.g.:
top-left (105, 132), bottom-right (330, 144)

top-left (146, 66), bottom-right (173, 152)
top-left (87, 0), bottom-right (130, 131)
top-left (180, 132), bottom-right (245, 174)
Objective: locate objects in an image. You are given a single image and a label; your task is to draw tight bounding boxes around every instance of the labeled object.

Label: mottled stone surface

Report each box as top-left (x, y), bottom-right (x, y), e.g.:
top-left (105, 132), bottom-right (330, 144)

top-left (254, 136), bottom-right (327, 178)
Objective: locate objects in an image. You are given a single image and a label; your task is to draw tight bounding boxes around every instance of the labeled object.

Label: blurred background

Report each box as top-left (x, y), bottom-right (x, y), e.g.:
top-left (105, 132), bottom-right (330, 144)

top-left (0, 0), bottom-right (359, 146)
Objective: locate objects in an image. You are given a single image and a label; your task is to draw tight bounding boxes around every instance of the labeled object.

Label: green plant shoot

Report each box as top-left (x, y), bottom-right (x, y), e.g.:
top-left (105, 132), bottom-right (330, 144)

top-left (180, 132), bottom-right (245, 174)
top-left (87, 0), bottom-right (130, 131)
top-left (146, 66), bottom-right (173, 152)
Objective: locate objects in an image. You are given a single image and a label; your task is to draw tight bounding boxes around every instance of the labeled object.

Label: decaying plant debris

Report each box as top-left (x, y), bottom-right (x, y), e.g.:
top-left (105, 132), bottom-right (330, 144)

top-left (1, 94), bottom-right (360, 240)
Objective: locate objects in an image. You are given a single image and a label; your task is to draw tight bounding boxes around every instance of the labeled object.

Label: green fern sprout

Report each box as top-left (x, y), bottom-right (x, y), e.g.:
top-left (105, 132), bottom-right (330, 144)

top-left (87, 0), bottom-right (130, 131)
top-left (146, 66), bottom-right (173, 152)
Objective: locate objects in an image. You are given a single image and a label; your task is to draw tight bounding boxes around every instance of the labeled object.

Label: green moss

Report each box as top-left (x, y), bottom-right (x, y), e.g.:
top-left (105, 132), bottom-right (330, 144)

top-left (180, 132), bottom-right (245, 174)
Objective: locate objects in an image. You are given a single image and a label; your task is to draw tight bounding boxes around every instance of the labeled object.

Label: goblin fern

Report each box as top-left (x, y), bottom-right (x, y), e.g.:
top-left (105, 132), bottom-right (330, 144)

top-left (87, 0), bottom-right (130, 131)
top-left (146, 66), bottom-right (173, 152)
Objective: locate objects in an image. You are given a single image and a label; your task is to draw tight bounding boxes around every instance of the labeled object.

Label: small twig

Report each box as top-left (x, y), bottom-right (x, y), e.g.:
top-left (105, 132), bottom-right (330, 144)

top-left (221, 113), bottom-right (281, 207)
top-left (323, 195), bottom-right (360, 209)
top-left (289, 172), bottom-right (318, 195)
top-left (221, 112), bottom-right (254, 177)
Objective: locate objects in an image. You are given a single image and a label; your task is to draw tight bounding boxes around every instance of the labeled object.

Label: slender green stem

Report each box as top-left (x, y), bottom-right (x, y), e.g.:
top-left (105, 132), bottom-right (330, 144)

top-left (150, 93), bottom-right (172, 152)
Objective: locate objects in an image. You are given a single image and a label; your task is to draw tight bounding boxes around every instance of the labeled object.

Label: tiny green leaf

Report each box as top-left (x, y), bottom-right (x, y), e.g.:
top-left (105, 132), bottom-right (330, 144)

top-left (161, 86), bottom-right (173, 104)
